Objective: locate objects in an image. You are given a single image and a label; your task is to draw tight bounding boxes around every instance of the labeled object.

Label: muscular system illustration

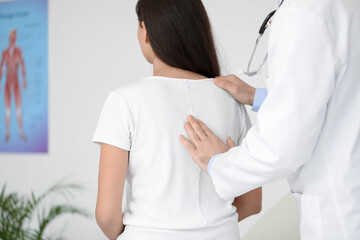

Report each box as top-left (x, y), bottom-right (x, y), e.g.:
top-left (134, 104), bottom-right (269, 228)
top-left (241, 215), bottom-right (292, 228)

top-left (0, 29), bottom-right (27, 142)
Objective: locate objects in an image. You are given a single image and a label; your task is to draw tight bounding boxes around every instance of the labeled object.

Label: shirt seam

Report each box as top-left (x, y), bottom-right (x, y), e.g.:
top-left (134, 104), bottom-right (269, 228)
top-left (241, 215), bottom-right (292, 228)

top-left (185, 80), bottom-right (206, 227)
top-left (185, 80), bottom-right (195, 115)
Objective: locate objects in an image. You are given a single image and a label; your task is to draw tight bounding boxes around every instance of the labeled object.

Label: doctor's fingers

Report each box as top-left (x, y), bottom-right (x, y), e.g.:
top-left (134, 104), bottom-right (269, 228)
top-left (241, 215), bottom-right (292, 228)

top-left (179, 135), bottom-right (196, 154)
top-left (184, 122), bottom-right (201, 144)
top-left (226, 137), bottom-right (236, 148)
top-left (179, 135), bottom-right (207, 171)
top-left (214, 75), bottom-right (238, 94)
top-left (197, 119), bottom-right (215, 137)
top-left (187, 115), bottom-right (208, 140)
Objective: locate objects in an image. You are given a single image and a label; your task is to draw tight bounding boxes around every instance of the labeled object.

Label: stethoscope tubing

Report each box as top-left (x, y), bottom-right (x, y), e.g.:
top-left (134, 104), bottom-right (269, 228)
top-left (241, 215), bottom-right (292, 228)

top-left (243, 0), bottom-right (284, 77)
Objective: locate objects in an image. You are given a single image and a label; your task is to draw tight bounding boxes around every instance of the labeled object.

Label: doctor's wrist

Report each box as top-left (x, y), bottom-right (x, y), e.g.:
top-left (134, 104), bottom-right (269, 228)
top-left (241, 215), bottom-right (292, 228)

top-left (247, 87), bottom-right (256, 106)
top-left (208, 153), bottom-right (222, 175)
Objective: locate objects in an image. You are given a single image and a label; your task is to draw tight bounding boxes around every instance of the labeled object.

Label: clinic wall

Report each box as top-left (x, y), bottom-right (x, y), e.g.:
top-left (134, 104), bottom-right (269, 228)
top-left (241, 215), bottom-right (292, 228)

top-left (0, 0), bottom-right (296, 239)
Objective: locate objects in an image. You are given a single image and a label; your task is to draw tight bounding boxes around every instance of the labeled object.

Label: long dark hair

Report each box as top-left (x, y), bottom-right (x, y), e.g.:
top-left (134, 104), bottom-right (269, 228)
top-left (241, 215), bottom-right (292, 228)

top-left (136, 0), bottom-right (220, 78)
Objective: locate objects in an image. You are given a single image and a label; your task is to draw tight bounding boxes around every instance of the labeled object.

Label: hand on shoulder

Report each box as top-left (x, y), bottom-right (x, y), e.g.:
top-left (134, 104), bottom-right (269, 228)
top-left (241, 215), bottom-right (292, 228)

top-left (214, 74), bottom-right (255, 106)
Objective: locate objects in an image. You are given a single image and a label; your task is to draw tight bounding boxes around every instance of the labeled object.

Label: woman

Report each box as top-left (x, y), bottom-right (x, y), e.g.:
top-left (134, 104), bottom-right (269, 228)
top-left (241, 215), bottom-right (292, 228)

top-left (92, 0), bottom-right (262, 239)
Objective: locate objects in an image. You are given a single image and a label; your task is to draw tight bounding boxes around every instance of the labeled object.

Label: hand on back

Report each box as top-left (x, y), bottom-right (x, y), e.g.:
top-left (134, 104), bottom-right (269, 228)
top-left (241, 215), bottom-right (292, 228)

top-left (179, 115), bottom-right (235, 172)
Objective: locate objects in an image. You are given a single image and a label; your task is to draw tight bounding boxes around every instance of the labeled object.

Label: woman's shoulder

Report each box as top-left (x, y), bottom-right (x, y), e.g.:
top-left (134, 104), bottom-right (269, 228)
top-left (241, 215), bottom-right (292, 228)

top-left (110, 77), bottom-right (150, 98)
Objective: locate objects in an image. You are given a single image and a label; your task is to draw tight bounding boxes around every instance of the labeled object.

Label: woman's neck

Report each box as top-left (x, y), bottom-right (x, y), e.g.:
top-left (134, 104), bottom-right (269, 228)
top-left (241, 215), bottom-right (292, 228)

top-left (152, 57), bottom-right (207, 80)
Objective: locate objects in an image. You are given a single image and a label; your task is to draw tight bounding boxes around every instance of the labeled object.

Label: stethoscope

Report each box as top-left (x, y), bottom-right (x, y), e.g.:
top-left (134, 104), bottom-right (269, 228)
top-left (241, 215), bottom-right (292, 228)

top-left (241, 0), bottom-right (285, 77)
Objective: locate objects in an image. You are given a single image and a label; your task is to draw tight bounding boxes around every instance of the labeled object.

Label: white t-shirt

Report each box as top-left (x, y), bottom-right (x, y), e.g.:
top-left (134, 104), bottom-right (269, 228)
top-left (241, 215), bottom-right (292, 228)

top-left (92, 76), bottom-right (252, 230)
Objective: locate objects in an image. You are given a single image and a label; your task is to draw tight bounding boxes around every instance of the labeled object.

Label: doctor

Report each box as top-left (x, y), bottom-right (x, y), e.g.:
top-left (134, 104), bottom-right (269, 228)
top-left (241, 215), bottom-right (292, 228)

top-left (179, 0), bottom-right (360, 239)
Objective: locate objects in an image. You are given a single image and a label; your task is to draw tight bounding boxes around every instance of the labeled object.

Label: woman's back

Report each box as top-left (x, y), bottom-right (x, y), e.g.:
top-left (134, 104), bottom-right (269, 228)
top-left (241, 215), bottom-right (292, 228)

top-left (93, 76), bottom-right (251, 229)
top-left (93, 0), bottom-right (261, 239)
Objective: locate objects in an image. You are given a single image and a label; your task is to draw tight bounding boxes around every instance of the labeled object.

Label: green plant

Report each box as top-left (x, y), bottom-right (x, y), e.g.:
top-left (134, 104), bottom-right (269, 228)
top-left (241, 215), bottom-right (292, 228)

top-left (0, 181), bottom-right (90, 240)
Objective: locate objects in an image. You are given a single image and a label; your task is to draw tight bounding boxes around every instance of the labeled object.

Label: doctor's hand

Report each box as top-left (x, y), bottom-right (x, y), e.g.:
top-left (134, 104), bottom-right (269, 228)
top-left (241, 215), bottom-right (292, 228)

top-left (214, 75), bottom-right (255, 106)
top-left (179, 115), bottom-right (235, 173)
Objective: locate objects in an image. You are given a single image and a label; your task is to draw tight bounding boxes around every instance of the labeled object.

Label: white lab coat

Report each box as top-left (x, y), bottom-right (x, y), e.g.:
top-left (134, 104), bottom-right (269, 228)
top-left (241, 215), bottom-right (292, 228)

top-left (210, 0), bottom-right (360, 239)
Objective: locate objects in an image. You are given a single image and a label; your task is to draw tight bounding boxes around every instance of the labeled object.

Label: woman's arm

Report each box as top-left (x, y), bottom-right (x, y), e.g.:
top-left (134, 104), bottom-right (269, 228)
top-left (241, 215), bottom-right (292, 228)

top-left (96, 143), bottom-right (129, 240)
top-left (233, 187), bottom-right (262, 222)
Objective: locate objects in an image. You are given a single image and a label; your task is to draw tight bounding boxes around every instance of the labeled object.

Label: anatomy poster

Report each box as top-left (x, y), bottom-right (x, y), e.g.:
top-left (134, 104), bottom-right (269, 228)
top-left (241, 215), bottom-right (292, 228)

top-left (0, 0), bottom-right (48, 153)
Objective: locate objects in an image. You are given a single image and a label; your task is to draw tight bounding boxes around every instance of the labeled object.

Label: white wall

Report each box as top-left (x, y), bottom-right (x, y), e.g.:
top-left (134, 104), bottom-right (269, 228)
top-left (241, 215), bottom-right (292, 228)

top-left (0, 0), bottom-right (297, 239)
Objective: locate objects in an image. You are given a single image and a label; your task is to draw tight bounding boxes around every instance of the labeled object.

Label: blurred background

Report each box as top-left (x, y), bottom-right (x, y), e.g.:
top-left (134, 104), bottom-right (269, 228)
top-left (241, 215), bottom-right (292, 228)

top-left (0, 0), bottom-right (300, 239)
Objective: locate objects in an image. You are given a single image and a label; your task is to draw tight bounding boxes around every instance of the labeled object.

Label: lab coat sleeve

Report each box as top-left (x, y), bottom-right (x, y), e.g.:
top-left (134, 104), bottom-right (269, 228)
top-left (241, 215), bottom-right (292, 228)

top-left (210, 8), bottom-right (338, 200)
